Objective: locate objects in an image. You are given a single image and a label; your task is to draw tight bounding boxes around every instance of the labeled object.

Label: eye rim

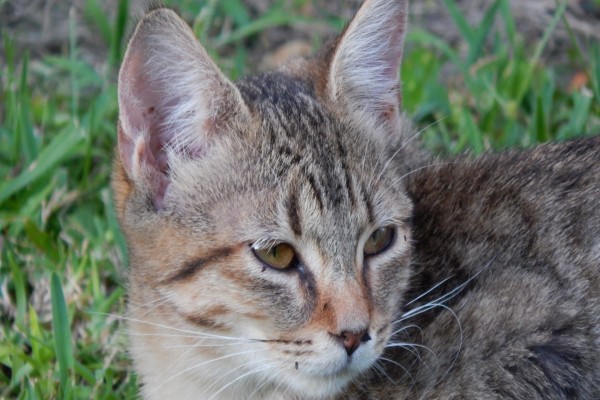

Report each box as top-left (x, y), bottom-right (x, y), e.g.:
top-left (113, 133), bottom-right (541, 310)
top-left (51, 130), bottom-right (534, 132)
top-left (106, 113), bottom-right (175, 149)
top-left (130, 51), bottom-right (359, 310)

top-left (251, 242), bottom-right (299, 271)
top-left (363, 226), bottom-right (395, 257)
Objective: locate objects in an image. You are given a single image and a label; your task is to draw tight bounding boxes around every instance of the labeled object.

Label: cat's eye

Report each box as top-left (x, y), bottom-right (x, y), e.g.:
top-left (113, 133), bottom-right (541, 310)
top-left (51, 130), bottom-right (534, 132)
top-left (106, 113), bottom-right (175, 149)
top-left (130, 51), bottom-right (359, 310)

top-left (364, 227), bottom-right (395, 256)
top-left (252, 243), bottom-right (298, 270)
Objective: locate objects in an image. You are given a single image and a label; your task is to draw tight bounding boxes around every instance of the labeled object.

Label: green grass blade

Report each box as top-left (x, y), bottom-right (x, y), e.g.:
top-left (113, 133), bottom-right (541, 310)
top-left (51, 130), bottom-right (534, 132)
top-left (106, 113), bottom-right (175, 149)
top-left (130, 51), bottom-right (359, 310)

top-left (84, 0), bottom-right (112, 44)
top-left (498, 0), bottom-right (515, 44)
top-left (590, 44), bottom-right (600, 101)
top-left (444, 0), bottom-right (475, 45)
top-left (51, 273), bottom-right (73, 398)
top-left (532, 94), bottom-right (549, 142)
top-left (214, 9), bottom-right (306, 47)
top-left (515, 1), bottom-right (567, 103)
top-left (193, 0), bottom-right (219, 43)
top-left (18, 53), bottom-right (39, 163)
top-left (466, 0), bottom-right (501, 66)
top-left (561, 91), bottom-right (593, 139)
top-left (406, 29), bottom-right (461, 65)
top-left (219, 0), bottom-right (250, 26)
top-left (0, 127), bottom-right (84, 204)
top-left (110, 0), bottom-right (130, 66)
top-left (5, 242), bottom-right (28, 327)
top-left (69, 8), bottom-right (80, 118)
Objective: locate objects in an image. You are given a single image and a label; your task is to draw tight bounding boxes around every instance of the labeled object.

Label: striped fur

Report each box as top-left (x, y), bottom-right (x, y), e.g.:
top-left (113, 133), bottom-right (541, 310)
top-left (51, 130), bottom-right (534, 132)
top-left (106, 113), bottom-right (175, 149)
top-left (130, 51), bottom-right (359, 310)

top-left (113, 0), bottom-right (600, 399)
top-left (114, 1), bottom-right (415, 399)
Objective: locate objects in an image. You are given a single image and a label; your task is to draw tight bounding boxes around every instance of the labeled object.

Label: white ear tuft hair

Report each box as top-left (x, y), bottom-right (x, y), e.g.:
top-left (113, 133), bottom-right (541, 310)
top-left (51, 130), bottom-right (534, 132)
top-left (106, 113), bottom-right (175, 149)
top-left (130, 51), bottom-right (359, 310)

top-left (329, 0), bottom-right (408, 132)
top-left (117, 8), bottom-right (247, 209)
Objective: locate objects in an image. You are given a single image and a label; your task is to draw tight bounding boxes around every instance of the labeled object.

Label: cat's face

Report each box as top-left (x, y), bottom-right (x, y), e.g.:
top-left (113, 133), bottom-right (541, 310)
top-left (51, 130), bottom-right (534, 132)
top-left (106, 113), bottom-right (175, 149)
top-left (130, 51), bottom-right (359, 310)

top-left (114, 0), bottom-right (411, 398)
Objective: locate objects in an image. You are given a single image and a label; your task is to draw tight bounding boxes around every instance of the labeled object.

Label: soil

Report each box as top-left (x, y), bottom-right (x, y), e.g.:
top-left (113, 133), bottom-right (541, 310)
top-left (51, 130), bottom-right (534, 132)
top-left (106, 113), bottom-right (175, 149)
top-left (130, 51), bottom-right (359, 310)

top-left (1, 0), bottom-right (599, 74)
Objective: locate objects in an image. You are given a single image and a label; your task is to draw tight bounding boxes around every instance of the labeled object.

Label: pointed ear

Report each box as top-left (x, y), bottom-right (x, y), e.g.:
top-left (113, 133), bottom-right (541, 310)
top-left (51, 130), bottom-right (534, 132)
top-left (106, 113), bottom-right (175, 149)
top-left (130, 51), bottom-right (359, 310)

top-left (328, 0), bottom-right (408, 131)
top-left (117, 8), bottom-right (248, 209)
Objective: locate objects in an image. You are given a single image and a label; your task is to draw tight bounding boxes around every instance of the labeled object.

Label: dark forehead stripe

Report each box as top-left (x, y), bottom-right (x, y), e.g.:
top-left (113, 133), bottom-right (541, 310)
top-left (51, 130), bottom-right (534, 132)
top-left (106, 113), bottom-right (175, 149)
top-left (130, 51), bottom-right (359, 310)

top-left (306, 170), bottom-right (324, 211)
top-left (335, 134), bottom-right (356, 208)
top-left (287, 188), bottom-right (302, 236)
top-left (161, 246), bottom-right (234, 284)
top-left (360, 185), bottom-right (375, 223)
top-left (237, 72), bottom-right (321, 120)
top-left (237, 72), bottom-right (357, 211)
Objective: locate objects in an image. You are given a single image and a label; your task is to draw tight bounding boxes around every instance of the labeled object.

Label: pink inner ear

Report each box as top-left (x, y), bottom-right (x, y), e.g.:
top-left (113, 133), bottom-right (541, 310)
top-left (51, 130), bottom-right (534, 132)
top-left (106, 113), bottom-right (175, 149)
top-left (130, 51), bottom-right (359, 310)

top-left (118, 47), bottom-right (173, 209)
top-left (117, 8), bottom-right (248, 209)
top-left (329, 0), bottom-right (408, 126)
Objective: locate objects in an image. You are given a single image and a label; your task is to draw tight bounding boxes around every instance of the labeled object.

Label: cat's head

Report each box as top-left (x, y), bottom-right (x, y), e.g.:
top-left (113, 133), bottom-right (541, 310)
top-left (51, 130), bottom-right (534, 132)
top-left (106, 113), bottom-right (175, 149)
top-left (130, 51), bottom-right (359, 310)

top-left (114, 0), bottom-right (413, 398)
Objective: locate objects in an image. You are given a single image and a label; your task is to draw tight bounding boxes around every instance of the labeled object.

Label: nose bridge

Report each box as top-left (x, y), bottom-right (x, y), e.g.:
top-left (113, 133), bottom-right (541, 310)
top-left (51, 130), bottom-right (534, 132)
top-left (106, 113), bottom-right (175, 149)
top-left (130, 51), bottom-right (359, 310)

top-left (328, 276), bottom-right (371, 334)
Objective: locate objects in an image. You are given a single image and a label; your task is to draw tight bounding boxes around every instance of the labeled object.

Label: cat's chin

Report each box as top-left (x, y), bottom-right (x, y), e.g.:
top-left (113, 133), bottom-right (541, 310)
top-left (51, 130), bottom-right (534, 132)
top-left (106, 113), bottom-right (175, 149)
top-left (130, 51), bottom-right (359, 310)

top-left (277, 368), bottom-right (357, 399)
top-left (274, 348), bottom-right (379, 399)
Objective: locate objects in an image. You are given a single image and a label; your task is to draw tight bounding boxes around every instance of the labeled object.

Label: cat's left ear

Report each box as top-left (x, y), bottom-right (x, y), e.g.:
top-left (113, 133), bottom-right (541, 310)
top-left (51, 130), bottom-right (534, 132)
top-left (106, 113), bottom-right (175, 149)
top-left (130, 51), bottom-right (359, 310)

top-left (117, 8), bottom-right (249, 210)
top-left (328, 0), bottom-right (408, 132)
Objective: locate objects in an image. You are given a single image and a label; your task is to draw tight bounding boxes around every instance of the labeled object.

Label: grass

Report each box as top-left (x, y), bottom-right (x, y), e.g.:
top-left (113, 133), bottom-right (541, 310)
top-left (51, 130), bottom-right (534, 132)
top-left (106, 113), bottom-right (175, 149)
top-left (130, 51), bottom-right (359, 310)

top-left (1, 0), bottom-right (599, 398)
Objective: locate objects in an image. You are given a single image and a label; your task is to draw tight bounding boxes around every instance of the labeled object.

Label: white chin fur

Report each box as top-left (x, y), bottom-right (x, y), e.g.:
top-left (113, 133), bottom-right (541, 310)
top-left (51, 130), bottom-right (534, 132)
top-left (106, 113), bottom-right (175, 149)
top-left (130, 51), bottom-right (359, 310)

top-left (134, 332), bottom-right (381, 400)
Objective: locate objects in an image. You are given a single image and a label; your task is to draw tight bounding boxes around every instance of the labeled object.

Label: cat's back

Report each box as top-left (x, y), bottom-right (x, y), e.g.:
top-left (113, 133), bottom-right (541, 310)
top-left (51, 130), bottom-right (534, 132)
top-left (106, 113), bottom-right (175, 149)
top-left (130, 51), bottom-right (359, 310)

top-left (411, 136), bottom-right (600, 268)
top-left (409, 137), bottom-right (600, 275)
top-left (382, 136), bottom-right (600, 399)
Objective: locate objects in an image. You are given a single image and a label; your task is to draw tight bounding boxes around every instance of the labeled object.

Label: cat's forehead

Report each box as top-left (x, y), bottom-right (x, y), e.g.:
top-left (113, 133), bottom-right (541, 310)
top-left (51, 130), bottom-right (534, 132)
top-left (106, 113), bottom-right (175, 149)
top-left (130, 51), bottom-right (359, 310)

top-left (236, 71), bottom-right (331, 141)
top-left (236, 74), bottom-right (358, 192)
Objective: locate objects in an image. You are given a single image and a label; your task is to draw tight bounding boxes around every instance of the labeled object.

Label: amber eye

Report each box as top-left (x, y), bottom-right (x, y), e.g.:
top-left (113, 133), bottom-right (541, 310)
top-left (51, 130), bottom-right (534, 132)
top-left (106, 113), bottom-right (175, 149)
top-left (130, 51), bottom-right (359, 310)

top-left (252, 243), bottom-right (297, 270)
top-left (364, 227), bottom-right (395, 256)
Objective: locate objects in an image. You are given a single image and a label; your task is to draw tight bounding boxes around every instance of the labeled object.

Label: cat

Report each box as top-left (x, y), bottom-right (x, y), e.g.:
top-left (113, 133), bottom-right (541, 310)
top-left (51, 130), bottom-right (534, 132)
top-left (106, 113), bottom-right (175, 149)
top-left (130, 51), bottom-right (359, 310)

top-left (112, 0), bottom-right (600, 399)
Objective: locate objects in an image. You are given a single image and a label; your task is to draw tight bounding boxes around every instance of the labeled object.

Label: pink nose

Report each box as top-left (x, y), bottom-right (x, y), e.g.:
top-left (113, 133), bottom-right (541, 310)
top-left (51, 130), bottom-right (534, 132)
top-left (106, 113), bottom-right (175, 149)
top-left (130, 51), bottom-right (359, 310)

top-left (335, 330), bottom-right (371, 356)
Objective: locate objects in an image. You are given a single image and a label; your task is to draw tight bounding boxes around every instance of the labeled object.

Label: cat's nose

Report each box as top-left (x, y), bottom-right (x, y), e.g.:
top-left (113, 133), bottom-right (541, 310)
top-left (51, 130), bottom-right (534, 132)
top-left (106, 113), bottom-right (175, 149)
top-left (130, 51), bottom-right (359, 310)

top-left (335, 330), bottom-right (371, 356)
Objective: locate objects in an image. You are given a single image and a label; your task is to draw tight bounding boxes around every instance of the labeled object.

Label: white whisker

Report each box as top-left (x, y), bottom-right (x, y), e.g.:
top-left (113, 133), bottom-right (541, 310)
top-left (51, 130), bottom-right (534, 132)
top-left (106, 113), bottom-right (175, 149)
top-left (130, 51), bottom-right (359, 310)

top-left (404, 277), bottom-right (454, 307)
top-left (95, 312), bottom-right (256, 342)
top-left (164, 341), bottom-right (251, 349)
top-left (369, 116), bottom-right (447, 190)
top-left (155, 348), bottom-right (271, 396)
top-left (208, 361), bottom-right (286, 400)
top-left (377, 356), bottom-right (415, 387)
top-left (390, 323), bottom-right (423, 337)
top-left (373, 360), bottom-right (397, 385)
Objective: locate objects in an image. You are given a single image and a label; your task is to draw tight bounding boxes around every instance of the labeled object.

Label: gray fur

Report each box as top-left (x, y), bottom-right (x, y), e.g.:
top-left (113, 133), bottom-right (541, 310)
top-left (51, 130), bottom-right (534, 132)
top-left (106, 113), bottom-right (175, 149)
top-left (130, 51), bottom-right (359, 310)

top-left (114, 1), bottom-right (600, 399)
top-left (343, 137), bottom-right (600, 399)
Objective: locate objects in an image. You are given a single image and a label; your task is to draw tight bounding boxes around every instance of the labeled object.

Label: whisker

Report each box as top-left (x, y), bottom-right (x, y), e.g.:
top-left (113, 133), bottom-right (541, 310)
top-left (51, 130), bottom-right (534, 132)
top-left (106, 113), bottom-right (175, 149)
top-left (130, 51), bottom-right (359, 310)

top-left (373, 360), bottom-right (397, 385)
top-left (367, 160), bottom-right (466, 215)
top-left (385, 341), bottom-right (422, 358)
top-left (369, 116), bottom-right (447, 189)
top-left (128, 294), bottom-right (175, 317)
top-left (384, 341), bottom-right (440, 367)
top-left (400, 118), bottom-right (447, 152)
top-left (396, 161), bottom-right (464, 183)
top-left (247, 361), bottom-right (290, 400)
top-left (202, 357), bottom-right (260, 395)
top-left (94, 312), bottom-right (256, 342)
top-left (208, 361), bottom-right (286, 400)
top-left (396, 300), bottom-right (455, 323)
top-left (404, 277), bottom-right (454, 307)
top-left (436, 304), bottom-right (464, 385)
top-left (377, 356), bottom-right (415, 387)
top-left (385, 258), bottom-right (497, 389)
top-left (164, 341), bottom-right (251, 349)
top-left (156, 348), bottom-right (271, 396)
top-left (398, 259), bottom-right (495, 323)
top-left (390, 324), bottom-right (423, 337)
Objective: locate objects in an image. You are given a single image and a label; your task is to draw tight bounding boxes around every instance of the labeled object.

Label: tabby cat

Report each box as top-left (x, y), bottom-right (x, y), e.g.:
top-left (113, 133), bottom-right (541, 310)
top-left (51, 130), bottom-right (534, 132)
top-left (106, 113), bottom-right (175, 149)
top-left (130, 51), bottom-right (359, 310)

top-left (113, 0), bottom-right (600, 399)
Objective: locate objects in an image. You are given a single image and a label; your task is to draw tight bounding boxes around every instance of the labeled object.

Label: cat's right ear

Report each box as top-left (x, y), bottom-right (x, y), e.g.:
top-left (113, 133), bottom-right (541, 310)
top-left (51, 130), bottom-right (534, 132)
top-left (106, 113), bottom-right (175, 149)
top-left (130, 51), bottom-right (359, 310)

top-left (117, 8), bottom-right (248, 209)
top-left (327, 0), bottom-right (408, 134)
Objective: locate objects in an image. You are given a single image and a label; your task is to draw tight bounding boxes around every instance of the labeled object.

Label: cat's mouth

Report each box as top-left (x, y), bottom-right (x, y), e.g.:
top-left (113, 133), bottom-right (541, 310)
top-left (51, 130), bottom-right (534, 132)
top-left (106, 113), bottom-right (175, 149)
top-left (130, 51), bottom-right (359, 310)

top-left (293, 341), bottom-right (378, 380)
top-left (279, 354), bottom-right (373, 399)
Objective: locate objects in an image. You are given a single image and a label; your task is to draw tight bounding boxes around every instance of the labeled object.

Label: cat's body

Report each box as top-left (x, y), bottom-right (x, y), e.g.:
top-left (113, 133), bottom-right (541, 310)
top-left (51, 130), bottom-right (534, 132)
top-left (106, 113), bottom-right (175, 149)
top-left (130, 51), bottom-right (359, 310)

top-left (345, 137), bottom-right (600, 399)
top-left (113, 0), bottom-right (600, 399)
